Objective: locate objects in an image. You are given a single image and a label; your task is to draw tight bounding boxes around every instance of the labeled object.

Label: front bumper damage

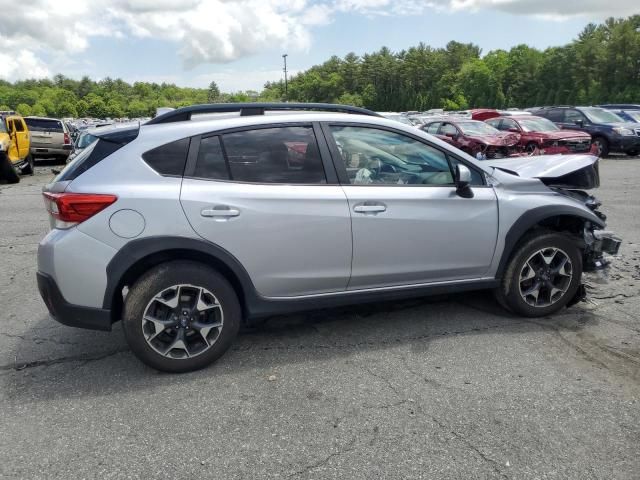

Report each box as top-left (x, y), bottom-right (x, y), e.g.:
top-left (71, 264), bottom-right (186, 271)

top-left (583, 227), bottom-right (622, 271)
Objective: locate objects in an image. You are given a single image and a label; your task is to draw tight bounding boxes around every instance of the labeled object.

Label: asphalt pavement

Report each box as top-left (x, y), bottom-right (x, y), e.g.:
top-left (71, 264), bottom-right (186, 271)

top-left (1, 157), bottom-right (639, 479)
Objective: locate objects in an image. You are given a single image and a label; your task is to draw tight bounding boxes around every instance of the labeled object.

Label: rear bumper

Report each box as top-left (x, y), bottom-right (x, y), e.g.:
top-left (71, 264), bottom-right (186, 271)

top-left (37, 271), bottom-right (112, 331)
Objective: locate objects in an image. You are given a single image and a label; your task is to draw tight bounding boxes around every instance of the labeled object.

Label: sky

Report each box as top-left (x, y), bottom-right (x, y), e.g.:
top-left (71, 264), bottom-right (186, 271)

top-left (0, 0), bottom-right (638, 92)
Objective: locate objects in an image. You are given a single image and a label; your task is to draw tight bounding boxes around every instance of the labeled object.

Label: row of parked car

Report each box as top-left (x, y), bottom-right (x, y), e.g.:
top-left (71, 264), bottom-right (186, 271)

top-left (381, 104), bottom-right (640, 159)
top-left (0, 112), bottom-right (137, 183)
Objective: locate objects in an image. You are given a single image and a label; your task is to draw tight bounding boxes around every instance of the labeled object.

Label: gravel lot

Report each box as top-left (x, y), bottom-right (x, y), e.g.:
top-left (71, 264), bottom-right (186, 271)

top-left (1, 157), bottom-right (639, 479)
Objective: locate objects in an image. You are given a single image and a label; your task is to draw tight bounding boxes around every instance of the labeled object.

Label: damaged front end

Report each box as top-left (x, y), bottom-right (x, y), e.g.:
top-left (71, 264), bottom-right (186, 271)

top-left (489, 154), bottom-right (622, 273)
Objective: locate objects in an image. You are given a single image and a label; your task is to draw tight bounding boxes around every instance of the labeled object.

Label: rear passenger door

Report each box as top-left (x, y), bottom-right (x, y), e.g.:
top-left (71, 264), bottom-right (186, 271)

top-left (179, 123), bottom-right (353, 298)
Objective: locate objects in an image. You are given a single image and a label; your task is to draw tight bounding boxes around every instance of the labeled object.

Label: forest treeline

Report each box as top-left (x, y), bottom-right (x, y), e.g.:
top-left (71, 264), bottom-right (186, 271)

top-left (0, 15), bottom-right (638, 118)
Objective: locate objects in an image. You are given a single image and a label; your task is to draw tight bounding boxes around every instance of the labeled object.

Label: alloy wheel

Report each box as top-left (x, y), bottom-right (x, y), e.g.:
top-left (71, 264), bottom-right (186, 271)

top-left (142, 284), bottom-right (224, 359)
top-left (518, 247), bottom-right (573, 307)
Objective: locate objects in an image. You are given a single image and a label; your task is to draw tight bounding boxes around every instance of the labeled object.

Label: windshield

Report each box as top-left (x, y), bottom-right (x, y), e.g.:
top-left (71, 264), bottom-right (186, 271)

top-left (457, 121), bottom-right (500, 136)
top-left (76, 133), bottom-right (97, 149)
top-left (619, 111), bottom-right (640, 123)
top-left (518, 117), bottom-right (560, 132)
top-left (582, 108), bottom-right (624, 124)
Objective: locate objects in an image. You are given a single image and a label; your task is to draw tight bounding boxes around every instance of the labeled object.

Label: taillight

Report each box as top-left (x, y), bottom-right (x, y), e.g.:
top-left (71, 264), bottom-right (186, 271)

top-left (43, 192), bottom-right (117, 229)
top-left (64, 133), bottom-right (70, 145)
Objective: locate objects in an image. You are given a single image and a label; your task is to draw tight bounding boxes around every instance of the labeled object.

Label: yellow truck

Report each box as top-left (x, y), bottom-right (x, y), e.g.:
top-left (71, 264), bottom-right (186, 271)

top-left (0, 113), bottom-right (33, 183)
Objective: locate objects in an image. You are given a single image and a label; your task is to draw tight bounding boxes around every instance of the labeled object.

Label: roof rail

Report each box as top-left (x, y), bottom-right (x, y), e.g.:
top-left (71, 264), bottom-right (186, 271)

top-left (146, 102), bottom-right (381, 125)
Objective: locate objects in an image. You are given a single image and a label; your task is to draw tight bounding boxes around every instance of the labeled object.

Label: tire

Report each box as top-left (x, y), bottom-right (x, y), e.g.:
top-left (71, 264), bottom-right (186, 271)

top-left (495, 232), bottom-right (583, 317)
top-left (22, 154), bottom-right (34, 175)
top-left (592, 137), bottom-right (609, 157)
top-left (122, 261), bottom-right (241, 373)
top-left (525, 142), bottom-right (538, 156)
top-left (0, 153), bottom-right (20, 184)
top-left (626, 150), bottom-right (639, 157)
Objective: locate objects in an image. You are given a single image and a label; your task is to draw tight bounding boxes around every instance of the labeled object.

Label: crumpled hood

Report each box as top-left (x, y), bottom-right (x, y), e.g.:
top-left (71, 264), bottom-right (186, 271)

top-left (488, 154), bottom-right (600, 189)
top-left (469, 133), bottom-right (519, 146)
top-left (528, 130), bottom-right (591, 141)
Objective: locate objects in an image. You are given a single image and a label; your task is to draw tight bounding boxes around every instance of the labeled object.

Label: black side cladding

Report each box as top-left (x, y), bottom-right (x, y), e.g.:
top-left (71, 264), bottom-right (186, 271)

top-left (57, 126), bottom-right (140, 181)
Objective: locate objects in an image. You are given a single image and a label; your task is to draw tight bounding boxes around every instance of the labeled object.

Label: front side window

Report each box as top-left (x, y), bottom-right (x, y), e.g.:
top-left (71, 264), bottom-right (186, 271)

top-left (564, 109), bottom-right (586, 125)
top-left (500, 119), bottom-right (519, 131)
top-left (439, 123), bottom-right (458, 137)
top-left (218, 126), bottom-right (326, 184)
top-left (329, 125), bottom-right (455, 186)
top-left (425, 122), bottom-right (441, 134)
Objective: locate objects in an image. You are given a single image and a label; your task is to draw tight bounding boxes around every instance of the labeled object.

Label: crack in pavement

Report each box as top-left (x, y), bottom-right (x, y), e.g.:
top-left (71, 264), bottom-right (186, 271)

top-left (0, 347), bottom-right (130, 372)
top-left (428, 413), bottom-right (510, 479)
top-left (287, 437), bottom-right (358, 478)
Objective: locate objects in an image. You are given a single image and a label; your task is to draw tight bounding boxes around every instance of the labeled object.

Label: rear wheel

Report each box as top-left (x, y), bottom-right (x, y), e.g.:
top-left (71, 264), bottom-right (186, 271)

top-left (592, 137), bottom-right (609, 157)
top-left (122, 261), bottom-right (241, 372)
top-left (0, 153), bottom-right (20, 184)
top-left (626, 149), bottom-right (639, 157)
top-left (495, 232), bottom-right (582, 317)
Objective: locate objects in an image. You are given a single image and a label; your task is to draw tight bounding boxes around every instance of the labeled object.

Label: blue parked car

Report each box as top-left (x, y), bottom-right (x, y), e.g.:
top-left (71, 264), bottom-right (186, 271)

top-left (528, 106), bottom-right (640, 157)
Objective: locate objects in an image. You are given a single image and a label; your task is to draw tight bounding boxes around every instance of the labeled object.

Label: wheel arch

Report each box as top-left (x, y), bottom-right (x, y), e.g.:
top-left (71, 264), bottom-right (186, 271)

top-left (104, 236), bottom-right (258, 325)
top-left (495, 206), bottom-right (605, 279)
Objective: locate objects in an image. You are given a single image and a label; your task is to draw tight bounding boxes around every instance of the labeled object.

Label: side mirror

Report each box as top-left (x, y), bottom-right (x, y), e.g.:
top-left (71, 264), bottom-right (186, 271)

top-left (508, 127), bottom-right (520, 133)
top-left (575, 119), bottom-right (584, 127)
top-left (455, 164), bottom-right (474, 198)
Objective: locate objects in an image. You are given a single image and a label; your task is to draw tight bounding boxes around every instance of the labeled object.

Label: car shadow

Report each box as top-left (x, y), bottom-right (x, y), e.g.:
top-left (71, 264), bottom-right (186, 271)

top-left (4, 291), bottom-right (598, 402)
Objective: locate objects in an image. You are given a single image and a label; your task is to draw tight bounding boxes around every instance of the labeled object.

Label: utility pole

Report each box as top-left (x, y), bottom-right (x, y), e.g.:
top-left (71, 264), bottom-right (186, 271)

top-left (282, 54), bottom-right (288, 102)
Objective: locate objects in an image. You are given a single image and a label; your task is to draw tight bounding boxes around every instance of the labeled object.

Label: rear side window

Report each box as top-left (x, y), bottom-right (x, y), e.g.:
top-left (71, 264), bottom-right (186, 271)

top-left (192, 126), bottom-right (326, 184)
top-left (545, 109), bottom-right (564, 122)
top-left (193, 136), bottom-right (227, 179)
top-left (142, 138), bottom-right (190, 176)
top-left (25, 118), bottom-right (63, 132)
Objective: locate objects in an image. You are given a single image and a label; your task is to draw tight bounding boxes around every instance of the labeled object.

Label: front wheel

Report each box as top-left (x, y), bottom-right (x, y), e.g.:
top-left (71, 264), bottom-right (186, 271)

top-left (122, 261), bottom-right (241, 372)
top-left (592, 137), bottom-right (609, 157)
top-left (0, 153), bottom-right (20, 184)
top-left (495, 232), bottom-right (583, 317)
top-left (525, 142), bottom-right (539, 156)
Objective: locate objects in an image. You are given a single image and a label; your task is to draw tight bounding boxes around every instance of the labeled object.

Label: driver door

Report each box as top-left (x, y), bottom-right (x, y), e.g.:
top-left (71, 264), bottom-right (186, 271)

top-left (324, 123), bottom-right (498, 290)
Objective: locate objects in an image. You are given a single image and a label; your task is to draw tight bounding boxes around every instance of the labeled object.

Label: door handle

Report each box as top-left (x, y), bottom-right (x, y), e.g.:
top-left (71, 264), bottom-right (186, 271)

top-left (353, 204), bottom-right (386, 214)
top-left (201, 207), bottom-right (240, 218)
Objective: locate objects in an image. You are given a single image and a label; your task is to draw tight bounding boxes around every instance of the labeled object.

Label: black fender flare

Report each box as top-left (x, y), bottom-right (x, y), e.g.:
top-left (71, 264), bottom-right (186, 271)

top-left (103, 236), bottom-right (260, 319)
top-left (495, 205), bottom-right (605, 279)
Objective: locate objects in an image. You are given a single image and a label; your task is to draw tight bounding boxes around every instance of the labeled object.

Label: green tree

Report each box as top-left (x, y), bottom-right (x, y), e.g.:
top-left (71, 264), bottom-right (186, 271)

top-left (16, 103), bottom-right (32, 116)
top-left (31, 103), bottom-right (47, 116)
top-left (207, 81), bottom-right (221, 102)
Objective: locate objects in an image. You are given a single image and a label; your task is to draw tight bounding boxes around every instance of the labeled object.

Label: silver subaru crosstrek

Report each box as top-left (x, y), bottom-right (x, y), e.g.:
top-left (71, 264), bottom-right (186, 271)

top-left (37, 103), bottom-right (621, 372)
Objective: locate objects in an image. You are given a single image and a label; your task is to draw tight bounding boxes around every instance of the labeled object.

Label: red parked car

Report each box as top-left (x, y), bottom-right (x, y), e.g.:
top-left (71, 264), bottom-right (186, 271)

top-left (421, 119), bottom-right (521, 159)
top-left (485, 115), bottom-right (594, 155)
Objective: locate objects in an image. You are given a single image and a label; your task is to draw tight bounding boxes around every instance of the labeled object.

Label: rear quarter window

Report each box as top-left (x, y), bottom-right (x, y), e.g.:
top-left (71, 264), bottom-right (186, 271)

top-left (142, 138), bottom-right (190, 176)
